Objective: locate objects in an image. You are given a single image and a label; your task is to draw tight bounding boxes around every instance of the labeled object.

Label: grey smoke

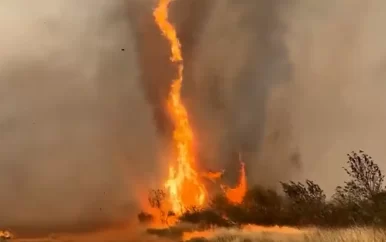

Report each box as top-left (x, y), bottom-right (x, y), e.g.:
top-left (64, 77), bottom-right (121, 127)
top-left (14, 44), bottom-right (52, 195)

top-left (2, 0), bottom-right (386, 236)
top-left (281, 0), bottom-right (386, 194)
top-left (172, 0), bottom-right (386, 195)
top-left (135, 0), bottom-right (297, 188)
top-left (173, 0), bottom-right (296, 187)
top-left (0, 0), bottom-right (161, 235)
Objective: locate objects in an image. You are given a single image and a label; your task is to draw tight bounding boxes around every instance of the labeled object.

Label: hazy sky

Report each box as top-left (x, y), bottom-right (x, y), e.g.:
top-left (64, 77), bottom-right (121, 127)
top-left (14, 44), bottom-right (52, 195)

top-left (0, 0), bottom-right (161, 234)
top-left (1, 0), bottom-right (386, 235)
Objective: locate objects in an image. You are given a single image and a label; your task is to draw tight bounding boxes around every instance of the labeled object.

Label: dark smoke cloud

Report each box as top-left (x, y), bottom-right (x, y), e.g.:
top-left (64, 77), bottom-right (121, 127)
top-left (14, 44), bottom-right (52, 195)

top-left (157, 0), bottom-right (386, 194)
top-left (134, 0), bottom-right (298, 189)
top-left (167, 0), bottom-right (298, 187)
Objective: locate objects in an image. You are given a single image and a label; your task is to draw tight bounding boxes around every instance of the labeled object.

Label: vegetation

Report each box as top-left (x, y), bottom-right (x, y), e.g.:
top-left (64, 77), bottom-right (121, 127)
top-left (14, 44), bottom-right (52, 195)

top-left (184, 227), bottom-right (386, 242)
top-left (140, 150), bottom-right (386, 229)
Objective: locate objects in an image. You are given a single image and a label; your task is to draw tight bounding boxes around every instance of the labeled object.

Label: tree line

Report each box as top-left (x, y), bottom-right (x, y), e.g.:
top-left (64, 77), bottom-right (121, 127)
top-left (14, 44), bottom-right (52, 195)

top-left (139, 150), bottom-right (386, 228)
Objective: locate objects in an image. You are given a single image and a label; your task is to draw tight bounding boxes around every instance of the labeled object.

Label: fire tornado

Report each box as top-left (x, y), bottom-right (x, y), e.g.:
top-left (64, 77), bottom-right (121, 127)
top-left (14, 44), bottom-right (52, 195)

top-left (153, 0), bottom-right (207, 215)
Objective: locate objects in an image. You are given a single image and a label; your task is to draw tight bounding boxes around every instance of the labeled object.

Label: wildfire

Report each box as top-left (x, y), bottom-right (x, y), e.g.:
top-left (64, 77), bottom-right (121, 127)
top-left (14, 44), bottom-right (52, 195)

top-left (153, 0), bottom-right (206, 215)
top-left (202, 170), bottom-right (224, 183)
top-left (222, 153), bottom-right (247, 204)
top-left (152, 0), bottom-right (247, 217)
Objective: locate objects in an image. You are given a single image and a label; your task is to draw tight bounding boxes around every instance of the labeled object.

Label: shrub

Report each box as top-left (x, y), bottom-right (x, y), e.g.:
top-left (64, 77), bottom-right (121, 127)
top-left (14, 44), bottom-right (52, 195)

top-left (138, 211), bottom-right (154, 224)
top-left (150, 150), bottom-right (386, 228)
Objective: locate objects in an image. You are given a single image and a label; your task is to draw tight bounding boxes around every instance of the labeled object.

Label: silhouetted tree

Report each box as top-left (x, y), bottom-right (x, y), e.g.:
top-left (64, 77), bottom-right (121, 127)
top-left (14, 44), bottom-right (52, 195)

top-left (341, 151), bottom-right (384, 199)
top-left (332, 151), bottom-right (386, 225)
top-left (155, 151), bottom-right (386, 228)
top-left (148, 189), bottom-right (166, 209)
top-left (148, 189), bottom-right (168, 224)
top-left (281, 180), bottom-right (326, 225)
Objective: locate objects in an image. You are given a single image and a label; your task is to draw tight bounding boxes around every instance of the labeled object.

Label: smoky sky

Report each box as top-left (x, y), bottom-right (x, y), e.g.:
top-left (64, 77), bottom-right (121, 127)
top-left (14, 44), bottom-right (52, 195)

top-left (281, 0), bottom-right (386, 193)
top-left (2, 0), bottom-right (386, 237)
top-left (0, 0), bottom-right (161, 235)
top-left (134, 0), bottom-right (297, 188)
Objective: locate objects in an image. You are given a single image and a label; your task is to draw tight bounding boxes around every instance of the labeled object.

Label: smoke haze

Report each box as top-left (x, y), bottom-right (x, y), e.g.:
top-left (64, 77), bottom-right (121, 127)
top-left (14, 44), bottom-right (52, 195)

top-left (0, 0), bottom-right (161, 235)
top-left (170, 0), bottom-right (386, 194)
top-left (2, 0), bottom-right (386, 237)
top-left (281, 0), bottom-right (386, 194)
top-left (180, 0), bottom-right (295, 187)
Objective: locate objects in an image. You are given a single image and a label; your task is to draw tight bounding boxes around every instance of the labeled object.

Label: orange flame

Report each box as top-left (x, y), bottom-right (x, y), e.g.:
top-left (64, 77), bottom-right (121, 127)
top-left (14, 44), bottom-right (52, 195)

top-left (0, 230), bottom-right (12, 239)
top-left (222, 153), bottom-right (247, 204)
top-left (202, 170), bottom-right (224, 183)
top-left (153, 0), bottom-right (206, 215)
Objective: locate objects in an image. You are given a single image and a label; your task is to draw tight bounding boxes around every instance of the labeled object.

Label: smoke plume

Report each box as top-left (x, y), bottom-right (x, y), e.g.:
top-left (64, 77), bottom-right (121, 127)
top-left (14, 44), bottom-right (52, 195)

top-left (169, 0), bottom-right (297, 187)
top-left (2, 0), bottom-right (386, 237)
top-left (281, 0), bottom-right (386, 194)
top-left (168, 0), bottom-right (386, 195)
top-left (0, 0), bottom-right (161, 236)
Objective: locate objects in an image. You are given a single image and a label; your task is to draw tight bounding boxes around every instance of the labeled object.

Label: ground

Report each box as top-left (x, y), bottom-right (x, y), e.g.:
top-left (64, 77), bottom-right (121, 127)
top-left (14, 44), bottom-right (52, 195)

top-left (7, 226), bottom-right (386, 242)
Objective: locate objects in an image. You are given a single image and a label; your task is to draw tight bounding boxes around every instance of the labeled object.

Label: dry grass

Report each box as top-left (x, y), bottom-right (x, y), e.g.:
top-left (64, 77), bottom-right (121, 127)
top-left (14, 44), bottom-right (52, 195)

top-left (5, 226), bottom-right (386, 241)
top-left (304, 227), bottom-right (386, 242)
top-left (184, 226), bottom-right (386, 242)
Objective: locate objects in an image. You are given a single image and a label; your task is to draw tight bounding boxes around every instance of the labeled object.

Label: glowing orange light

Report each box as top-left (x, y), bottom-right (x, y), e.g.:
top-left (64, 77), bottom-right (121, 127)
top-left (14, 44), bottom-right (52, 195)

top-left (153, 0), bottom-right (207, 215)
top-left (222, 153), bottom-right (247, 204)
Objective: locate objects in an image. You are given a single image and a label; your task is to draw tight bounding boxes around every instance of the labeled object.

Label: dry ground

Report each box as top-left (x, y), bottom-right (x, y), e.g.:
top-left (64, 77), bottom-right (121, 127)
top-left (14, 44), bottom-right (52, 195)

top-left (184, 226), bottom-right (386, 242)
top-left (5, 226), bottom-right (386, 242)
